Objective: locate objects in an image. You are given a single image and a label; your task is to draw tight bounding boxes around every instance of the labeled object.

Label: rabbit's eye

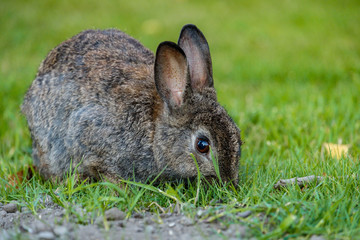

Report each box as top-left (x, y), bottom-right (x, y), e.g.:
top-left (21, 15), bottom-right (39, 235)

top-left (196, 137), bottom-right (210, 154)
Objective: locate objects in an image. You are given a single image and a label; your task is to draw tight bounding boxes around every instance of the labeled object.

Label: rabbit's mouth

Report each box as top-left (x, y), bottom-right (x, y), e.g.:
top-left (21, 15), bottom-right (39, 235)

top-left (187, 175), bottom-right (220, 185)
top-left (204, 175), bottom-right (222, 184)
top-left (161, 174), bottom-right (218, 185)
top-left (162, 175), bottom-right (219, 188)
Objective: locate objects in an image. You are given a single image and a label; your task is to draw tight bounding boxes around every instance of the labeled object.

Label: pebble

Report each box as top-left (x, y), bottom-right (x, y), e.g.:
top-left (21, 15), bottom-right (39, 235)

top-left (179, 216), bottom-right (194, 226)
top-left (3, 203), bottom-right (17, 213)
top-left (144, 217), bottom-right (153, 225)
top-left (116, 221), bottom-right (125, 228)
top-left (237, 210), bottom-right (252, 218)
top-left (37, 231), bottom-right (55, 240)
top-left (145, 225), bottom-right (155, 233)
top-left (133, 213), bottom-right (144, 219)
top-left (54, 226), bottom-right (68, 236)
top-left (196, 209), bottom-right (204, 217)
top-left (32, 220), bottom-right (52, 233)
top-left (0, 210), bottom-right (7, 218)
top-left (95, 216), bottom-right (104, 225)
top-left (54, 209), bottom-right (65, 217)
top-left (105, 207), bottom-right (126, 221)
top-left (19, 224), bottom-right (32, 233)
top-left (168, 222), bottom-right (176, 228)
top-left (109, 220), bottom-right (125, 228)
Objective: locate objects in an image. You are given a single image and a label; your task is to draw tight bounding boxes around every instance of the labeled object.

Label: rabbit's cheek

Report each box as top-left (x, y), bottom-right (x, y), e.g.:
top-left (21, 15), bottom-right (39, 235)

top-left (192, 152), bottom-right (217, 177)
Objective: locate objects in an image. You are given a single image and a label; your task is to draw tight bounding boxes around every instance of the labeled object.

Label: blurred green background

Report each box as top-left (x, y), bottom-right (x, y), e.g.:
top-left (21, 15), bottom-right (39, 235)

top-left (1, 0), bottom-right (359, 173)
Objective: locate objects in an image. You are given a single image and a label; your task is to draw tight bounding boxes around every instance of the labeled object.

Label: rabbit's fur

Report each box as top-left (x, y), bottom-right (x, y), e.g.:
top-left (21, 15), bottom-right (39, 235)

top-left (22, 24), bottom-right (242, 184)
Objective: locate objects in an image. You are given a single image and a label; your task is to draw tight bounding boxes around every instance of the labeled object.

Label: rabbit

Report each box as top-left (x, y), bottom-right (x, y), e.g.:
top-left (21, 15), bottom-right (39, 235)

top-left (22, 24), bottom-right (242, 184)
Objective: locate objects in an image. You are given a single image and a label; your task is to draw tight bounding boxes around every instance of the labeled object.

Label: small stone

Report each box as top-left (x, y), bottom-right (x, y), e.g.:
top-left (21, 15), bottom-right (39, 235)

top-left (104, 207), bottom-right (126, 221)
top-left (54, 209), bottom-right (65, 217)
top-left (37, 231), bottom-right (55, 240)
top-left (54, 226), bottom-right (68, 236)
top-left (179, 216), bottom-right (194, 226)
top-left (0, 210), bottom-right (7, 217)
top-left (19, 224), bottom-right (33, 233)
top-left (117, 221), bottom-right (125, 228)
top-left (95, 216), bottom-right (103, 225)
top-left (32, 220), bottom-right (52, 233)
top-left (133, 213), bottom-right (144, 218)
top-left (237, 210), bottom-right (252, 218)
top-left (145, 225), bottom-right (155, 233)
top-left (144, 217), bottom-right (153, 225)
top-left (168, 222), bottom-right (176, 228)
top-left (3, 203), bottom-right (17, 213)
top-left (21, 207), bottom-right (27, 212)
top-left (109, 220), bottom-right (125, 228)
top-left (196, 209), bottom-right (204, 217)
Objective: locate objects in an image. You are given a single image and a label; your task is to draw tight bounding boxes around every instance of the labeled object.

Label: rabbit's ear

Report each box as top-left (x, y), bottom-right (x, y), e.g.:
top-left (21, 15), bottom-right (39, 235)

top-left (178, 24), bottom-right (213, 90)
top-left (155, 41), bottom-right (189, 108)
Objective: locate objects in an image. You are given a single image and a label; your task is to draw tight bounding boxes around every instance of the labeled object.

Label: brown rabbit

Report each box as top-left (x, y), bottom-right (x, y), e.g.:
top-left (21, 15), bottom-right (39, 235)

top-left (22, 24), bottom-right (242, 184)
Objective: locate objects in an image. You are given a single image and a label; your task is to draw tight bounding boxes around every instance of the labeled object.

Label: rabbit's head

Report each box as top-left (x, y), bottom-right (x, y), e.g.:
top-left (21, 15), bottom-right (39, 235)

top-left (153, 25), bottom-right (241, 184)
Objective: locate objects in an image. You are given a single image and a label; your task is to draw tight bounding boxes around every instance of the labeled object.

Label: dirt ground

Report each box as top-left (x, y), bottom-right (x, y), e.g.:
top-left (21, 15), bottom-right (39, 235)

top-left (0, 201), bottom-right (253, 240)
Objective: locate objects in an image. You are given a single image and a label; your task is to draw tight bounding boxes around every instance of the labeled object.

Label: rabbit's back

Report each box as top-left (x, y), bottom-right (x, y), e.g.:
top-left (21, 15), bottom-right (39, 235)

top-left (38, 29), bottom-right (154, 84)
top-left (22, 29), bottom-right (160, 181)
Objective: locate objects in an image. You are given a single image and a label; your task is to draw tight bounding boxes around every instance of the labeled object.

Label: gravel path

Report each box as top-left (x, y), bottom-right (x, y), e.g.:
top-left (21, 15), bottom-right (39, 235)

top-left (0, 202), bottom-right (252, 240)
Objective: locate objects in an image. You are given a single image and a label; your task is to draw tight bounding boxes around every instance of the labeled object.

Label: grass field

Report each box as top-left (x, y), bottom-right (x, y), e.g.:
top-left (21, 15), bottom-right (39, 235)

top-left (1, 0), bottom-right (360, 239)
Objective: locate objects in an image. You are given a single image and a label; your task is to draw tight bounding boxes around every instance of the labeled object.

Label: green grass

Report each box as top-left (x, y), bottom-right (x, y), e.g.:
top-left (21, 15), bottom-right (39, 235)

top-left (1, 0), bottom-right (360, 239)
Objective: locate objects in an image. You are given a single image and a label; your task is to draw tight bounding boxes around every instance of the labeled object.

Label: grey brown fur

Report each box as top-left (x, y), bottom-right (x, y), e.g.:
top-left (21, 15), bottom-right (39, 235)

top-left (22, 24), bottom-right (242, 184)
